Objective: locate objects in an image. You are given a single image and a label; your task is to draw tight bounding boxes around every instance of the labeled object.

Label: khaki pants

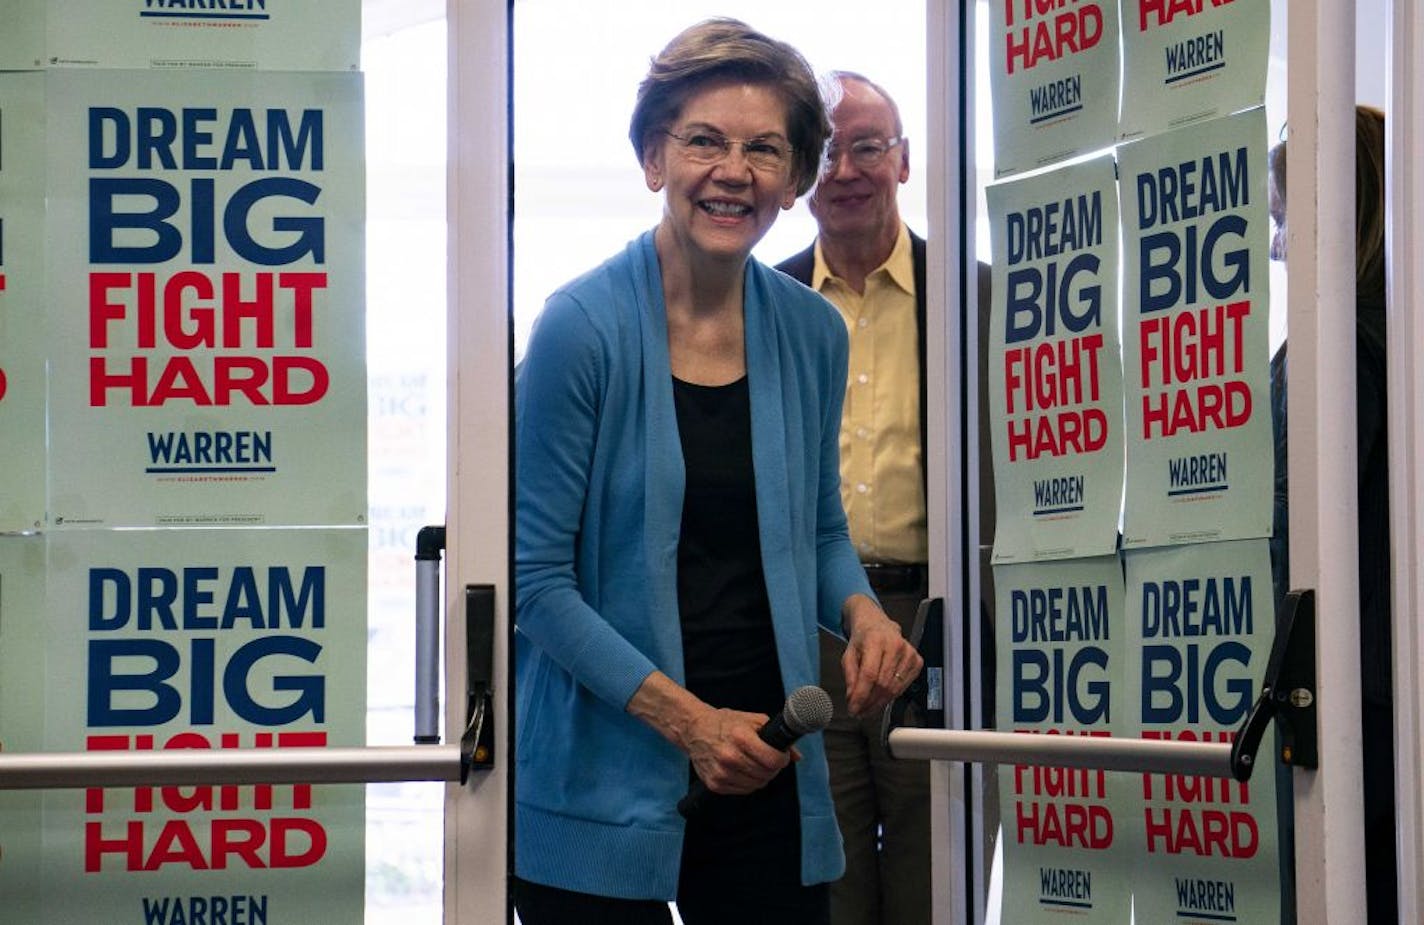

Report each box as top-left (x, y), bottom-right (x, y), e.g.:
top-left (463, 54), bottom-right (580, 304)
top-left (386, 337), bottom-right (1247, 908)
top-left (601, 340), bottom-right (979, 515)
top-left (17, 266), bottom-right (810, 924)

top-left (820, 583), bottom-right (931, 925)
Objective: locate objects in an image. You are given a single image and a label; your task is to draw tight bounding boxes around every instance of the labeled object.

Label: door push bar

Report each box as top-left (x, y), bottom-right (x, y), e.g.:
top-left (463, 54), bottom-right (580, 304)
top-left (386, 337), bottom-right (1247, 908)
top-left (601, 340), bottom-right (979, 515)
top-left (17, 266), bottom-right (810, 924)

top-left (0, 746), bottom-right (465, 791)
top-left (414, 525), bottom-right (495, 781)
top-left (0, 545), bottom-right (496, 792)
top-left (884, 590), bottom-right (1320, 782)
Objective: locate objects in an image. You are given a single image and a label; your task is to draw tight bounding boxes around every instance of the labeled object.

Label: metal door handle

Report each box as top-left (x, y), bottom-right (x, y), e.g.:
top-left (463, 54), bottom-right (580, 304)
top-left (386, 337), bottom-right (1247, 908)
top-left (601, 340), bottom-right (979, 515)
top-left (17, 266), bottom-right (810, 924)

top-left (0, 746), bottom-right (463, 790)
top-left (414, 524), bottom-right (447, 744)
top-left (887, 727), bottom-right (1236, 777)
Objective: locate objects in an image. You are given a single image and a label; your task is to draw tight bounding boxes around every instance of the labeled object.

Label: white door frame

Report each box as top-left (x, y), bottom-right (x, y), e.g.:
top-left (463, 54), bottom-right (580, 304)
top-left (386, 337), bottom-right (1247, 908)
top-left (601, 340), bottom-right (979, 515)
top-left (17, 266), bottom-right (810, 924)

top-left (1387, 0), bottom-right (1424, 918)
top-left (1285, 3), bottom-right (1370, 920)
top-left (925, 1), bottom-right (975, 923)
top-left (444, 0), bottom-right (512, 920)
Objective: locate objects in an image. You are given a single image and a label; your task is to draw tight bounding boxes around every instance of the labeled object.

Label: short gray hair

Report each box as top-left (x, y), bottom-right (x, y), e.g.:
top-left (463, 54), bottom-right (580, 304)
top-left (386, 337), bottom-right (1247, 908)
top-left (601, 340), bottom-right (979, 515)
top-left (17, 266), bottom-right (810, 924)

top-left (629, 18), bottom-right (830, 196)
top-left (823, 70), bottom-right (904, 137)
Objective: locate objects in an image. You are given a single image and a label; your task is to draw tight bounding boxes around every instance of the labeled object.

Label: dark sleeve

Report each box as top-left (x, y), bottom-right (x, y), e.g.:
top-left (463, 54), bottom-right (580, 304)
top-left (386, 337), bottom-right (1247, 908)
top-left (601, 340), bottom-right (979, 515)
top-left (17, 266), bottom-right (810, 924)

top-left (773, 244), bottom-right (816, 286)
top-left (1354, 328), bottom-right (1387, 481)
top-left (1268, 345), bottom-right (1289, 612)
top-left (1354, 323), bottom-right (1392, 706)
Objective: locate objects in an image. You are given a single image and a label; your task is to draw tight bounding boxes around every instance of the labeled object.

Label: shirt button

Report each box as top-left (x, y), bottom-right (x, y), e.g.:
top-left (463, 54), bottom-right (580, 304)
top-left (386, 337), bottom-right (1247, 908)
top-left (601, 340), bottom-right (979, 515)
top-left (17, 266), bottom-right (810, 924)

top-left (856, 483), bottom-right (869, 494)
top-left (859, 541), bottom-right (874, 553)
top-left (856, 427), bottom-right (870, 439)
top-left (856, 373), bottom-right (869, 385)
top-left (857, 317), bottom-right (869, 328)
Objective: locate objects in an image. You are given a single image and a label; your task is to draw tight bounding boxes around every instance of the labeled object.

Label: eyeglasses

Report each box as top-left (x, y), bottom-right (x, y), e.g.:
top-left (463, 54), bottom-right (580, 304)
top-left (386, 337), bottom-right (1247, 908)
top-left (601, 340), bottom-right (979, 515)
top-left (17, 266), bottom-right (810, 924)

top-left (663, 130), bottom-right (793, 173)
top-left (823, 136), bottom-right (904, 172)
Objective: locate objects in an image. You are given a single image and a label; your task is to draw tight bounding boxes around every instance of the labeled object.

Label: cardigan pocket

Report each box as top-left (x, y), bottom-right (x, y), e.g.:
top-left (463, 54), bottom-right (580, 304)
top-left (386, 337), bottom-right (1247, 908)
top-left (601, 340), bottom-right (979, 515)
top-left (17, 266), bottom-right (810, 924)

top-left (515, 652), bottom-right (555, 768)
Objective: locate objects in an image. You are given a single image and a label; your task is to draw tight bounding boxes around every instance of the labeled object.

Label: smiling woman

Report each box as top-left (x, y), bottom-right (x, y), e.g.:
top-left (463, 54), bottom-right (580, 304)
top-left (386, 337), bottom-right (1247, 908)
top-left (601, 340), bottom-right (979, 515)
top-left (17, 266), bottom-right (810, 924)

top-left (643, 82), bottom-right (802, 291)
top-left (511, 16), bottom-right (922, 925)
top-left (512, 0), bottom-right (928, 361)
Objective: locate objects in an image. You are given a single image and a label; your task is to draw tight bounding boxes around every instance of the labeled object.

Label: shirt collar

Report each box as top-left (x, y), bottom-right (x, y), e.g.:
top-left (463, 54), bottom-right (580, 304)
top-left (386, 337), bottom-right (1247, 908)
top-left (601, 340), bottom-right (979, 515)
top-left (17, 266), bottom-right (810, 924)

top-left (810, 223), bottom-right (915, 295)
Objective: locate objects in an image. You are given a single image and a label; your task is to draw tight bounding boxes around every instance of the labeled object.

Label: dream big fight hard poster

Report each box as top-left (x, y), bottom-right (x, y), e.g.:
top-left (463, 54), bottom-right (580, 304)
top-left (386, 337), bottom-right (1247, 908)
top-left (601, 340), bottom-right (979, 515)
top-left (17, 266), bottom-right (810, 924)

top-left (0, 73), bottom-right (47, 532)
top-left (0, 4), bottom-right (370, 923)
top-left (46, 69), bottom-right (367, 528)
top-left (990, 0), bottom-right (1121, 178)
top-left (986, 3), bottom-right (1280, 922)
top-left (988, 156), bottom-right (1124, 564)
top-left (1120, 108), bottom-right (1272, 550)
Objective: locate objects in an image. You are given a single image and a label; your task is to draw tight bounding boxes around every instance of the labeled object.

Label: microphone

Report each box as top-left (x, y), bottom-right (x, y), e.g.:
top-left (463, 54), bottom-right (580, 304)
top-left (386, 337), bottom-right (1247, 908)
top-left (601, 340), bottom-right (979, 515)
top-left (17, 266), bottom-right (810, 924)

top-left (677, 684), bottom-right (834, 818)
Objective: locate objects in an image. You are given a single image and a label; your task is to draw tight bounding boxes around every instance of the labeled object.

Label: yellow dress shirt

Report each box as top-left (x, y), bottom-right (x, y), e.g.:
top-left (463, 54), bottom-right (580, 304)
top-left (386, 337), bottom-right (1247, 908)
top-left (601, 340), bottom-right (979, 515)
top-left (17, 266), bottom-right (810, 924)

top-left (812, 224), bottom-right (928, 564)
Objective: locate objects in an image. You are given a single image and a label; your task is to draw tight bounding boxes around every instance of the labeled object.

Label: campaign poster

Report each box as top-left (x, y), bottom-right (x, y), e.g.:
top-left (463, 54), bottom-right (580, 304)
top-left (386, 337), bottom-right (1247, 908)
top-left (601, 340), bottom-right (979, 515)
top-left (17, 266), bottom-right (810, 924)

top-left (1122, 540), bottom-right (1280, 925)
top-left (1119, 0), bottom-right (1270, 142)
top-left (994, 556), bottom-right (1133, 923)
top-left (988, 0), bottom-right (1120, 178)
top-left (0, 73), bottom-right (48, 533)
top-left (0, 0), bottom-right (45, 69)
top-left (34, 1), bottom-right (359, 73)
top-left (44, 69), bottom-right (366, 529)
top-left (988, 157), bottom-right (1123, 564)
top-left (1119, 108), bottom-right (1271, 550)
top-left (23, 527), bottom-right (367, 924)
top-left (0, 535), bottom-right (48, 923)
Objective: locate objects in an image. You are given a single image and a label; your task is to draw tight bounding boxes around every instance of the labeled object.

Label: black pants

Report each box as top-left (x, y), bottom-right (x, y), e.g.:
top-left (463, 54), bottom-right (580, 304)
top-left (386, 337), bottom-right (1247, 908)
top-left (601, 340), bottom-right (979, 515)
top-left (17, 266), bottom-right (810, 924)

top-left (511, 875), bottom-right (829, 925)
top-left (513, 772), bottom-right (828, 925)
top-left (1363, 701), bottom-right (1398, 923)
top-left (511, 877), bottom-right (672, 925)
top-left (513, 704), bottom-right (829, 924)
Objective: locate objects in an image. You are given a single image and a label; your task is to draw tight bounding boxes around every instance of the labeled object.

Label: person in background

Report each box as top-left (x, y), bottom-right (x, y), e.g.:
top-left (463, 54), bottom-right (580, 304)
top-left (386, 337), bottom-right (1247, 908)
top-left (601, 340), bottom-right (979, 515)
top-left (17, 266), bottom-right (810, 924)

top-left (513, 21), bottom-right (922, 925)
top-left (1268, 104), bottom-right (1394, 923)
top-left (776, 71), bottom-right (931, 925)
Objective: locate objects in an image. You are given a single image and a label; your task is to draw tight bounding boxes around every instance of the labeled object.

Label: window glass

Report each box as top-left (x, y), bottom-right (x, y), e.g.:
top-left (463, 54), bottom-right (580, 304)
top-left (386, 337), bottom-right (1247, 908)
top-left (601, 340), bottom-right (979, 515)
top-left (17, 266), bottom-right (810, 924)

top-left (514, 0), bottom-right (928, 359)
top-left (363, 14), bottom-right (448, 923)
top-left (972, 2), bottom-right (1290, 919)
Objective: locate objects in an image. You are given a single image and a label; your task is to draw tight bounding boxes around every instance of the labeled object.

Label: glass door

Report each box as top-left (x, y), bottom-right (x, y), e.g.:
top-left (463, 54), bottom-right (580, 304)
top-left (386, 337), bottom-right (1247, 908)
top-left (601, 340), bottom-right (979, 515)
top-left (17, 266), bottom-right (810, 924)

top-left (0, 1), bottom-right (512, 921)
top-left (934, 0), bottom-right (1416, 922)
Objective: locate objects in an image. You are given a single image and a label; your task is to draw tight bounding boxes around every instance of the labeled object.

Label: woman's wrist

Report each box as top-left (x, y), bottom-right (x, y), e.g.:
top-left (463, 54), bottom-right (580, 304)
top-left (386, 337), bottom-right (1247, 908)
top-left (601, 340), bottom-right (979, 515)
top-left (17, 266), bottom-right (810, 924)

top-left (841, 592), bottom-right (886, 639)
top-left (626, 670), bottom-right (708, 753)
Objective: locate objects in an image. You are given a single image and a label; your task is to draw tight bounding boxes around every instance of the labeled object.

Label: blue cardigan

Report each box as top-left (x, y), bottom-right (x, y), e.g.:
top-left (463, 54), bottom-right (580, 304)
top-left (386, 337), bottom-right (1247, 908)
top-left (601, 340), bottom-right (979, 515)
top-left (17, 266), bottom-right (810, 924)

top-left (514, 231), bottom-right (873, 900)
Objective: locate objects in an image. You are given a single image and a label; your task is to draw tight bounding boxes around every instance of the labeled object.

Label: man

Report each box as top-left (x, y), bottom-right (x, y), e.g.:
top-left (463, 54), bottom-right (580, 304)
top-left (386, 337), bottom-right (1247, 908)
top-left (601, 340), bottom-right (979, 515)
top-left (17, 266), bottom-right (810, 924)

top-left (776, 71), bottom-right (931, 925)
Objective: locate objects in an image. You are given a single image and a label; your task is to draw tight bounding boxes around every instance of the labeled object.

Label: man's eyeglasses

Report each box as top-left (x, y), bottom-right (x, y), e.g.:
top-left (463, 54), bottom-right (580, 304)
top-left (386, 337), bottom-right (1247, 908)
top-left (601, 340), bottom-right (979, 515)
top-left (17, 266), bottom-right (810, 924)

top-left (663, 130), bottom-right (793, 173)
top-left (823, 136), bottom-right (904, 172)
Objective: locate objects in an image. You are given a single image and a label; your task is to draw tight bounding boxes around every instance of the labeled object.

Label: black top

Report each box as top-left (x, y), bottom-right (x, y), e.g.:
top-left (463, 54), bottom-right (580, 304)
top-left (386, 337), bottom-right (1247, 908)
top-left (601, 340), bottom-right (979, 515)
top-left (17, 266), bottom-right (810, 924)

top-left (672, 375), bottom-right (799, 882)
top-left (1269, 302), bottom-right (1394, 922)
top-left (673, 375), bottom-right (783, 716)
top-left (1269, 305), bottom-right (1391, 706)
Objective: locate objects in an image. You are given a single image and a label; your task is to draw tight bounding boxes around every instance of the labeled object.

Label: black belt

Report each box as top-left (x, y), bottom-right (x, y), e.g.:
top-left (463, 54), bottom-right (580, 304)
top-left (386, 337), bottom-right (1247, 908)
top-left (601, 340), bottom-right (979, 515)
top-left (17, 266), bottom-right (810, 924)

top-left (862, 563), bottom-right (927, 593)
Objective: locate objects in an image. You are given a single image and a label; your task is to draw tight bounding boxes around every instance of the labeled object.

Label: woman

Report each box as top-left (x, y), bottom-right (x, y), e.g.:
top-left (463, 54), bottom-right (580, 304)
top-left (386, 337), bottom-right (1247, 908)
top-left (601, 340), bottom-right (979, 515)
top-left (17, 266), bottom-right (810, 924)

top-left (512, 18), bottom-right (923, 925)
top-left (1269, 105), bottom-right (1394, 923)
